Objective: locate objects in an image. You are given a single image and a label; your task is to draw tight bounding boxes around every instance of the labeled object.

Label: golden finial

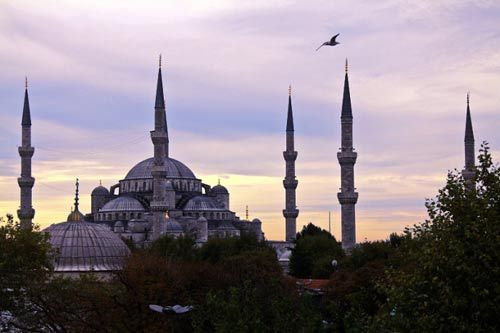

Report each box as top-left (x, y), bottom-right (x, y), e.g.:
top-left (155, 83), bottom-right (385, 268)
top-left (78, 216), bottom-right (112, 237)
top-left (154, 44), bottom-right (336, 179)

top-left (218, 178), bottom-right (220, 185)
top-left (246, 205), bottom-right (249, 220)
top-left (99, 179), bottom-right (102, 186)
top-left (345, 58), bottom-right (348, 73)
top-left (288, 85), bottom-right (292, 97)
top-left (159, 54), bottom-right (162, 68)
top-left (25, 77), bottom-right (28, 89)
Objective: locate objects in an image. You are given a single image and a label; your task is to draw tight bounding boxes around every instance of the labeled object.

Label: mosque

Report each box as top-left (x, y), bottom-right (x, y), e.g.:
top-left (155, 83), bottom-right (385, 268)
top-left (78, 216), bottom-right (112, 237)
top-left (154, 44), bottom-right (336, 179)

top-left (15, 58), bottom-right (477, 273)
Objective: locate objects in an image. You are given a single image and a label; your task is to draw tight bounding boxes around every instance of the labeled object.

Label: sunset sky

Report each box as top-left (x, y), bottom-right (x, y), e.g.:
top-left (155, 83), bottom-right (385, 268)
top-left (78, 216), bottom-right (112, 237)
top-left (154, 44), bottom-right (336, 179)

top-left (1, 0), bottom-right (499, 241)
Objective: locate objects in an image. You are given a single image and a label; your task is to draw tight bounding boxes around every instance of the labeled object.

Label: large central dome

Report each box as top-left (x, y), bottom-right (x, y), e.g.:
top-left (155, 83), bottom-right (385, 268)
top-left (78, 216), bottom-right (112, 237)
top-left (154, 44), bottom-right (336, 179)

top-left (125, 157), bottom-right (196, 180)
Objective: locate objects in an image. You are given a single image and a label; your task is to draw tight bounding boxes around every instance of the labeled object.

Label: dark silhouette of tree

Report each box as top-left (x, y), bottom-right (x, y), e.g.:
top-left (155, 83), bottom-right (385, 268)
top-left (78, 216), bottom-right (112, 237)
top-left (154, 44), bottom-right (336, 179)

top-left (289, 223), bottom-right (344, 278)
top-left (376, 143), bottom-right (500, 332)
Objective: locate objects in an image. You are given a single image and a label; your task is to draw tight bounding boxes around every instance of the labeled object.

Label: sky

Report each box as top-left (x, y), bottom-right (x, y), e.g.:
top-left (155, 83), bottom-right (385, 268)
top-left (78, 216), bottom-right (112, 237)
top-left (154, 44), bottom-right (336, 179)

top-left (0, 0), bottom-right (499, 241)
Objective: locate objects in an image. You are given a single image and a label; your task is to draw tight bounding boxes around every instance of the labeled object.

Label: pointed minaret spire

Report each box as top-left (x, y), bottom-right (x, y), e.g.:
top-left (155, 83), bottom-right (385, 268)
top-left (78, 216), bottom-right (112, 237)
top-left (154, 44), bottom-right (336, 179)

top-left (155, 55), bottom-right (165, 109)
top-left (17, 78), bottom-right (35, 229)
top-left (341, 58), bottom-right (352, 120)
top-left (283, 86), bottom-right (299, 241)
top-left (286, 85), bottom-right (294, 132)
top-left (22, 77), bottom-right (31, 126)
top-left (463, 92), bottom-right (475, 189)
top-left (337, 59), bottom-right (358, 250)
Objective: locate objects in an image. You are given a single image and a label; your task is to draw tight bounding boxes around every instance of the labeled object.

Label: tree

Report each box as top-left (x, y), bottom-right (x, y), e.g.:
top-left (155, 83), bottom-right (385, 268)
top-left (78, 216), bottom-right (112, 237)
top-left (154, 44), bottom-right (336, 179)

top-left (289, 223), bottom-right (344, 278)
top-left (377, 143), bottom-right (500, 332)
top-left (0, 214), bottom-right (53, 311)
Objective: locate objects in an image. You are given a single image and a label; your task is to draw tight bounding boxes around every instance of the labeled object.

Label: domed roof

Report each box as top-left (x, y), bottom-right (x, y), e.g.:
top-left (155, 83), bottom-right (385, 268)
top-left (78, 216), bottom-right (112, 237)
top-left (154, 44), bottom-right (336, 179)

top-left (43, 221), bottom-right (130, 272)
top-left (211, 184), bottom-right (229, 194)
top-left (184, 196), bottom-right (223, 211)
top-left (100, 196), bottom-right (145, 212)
top-left (67, 209), bottom-right (85, 222)
top-left (125, 157), bottom-right (196, 180)
top-left (91, 185), bottom-right (109, 196)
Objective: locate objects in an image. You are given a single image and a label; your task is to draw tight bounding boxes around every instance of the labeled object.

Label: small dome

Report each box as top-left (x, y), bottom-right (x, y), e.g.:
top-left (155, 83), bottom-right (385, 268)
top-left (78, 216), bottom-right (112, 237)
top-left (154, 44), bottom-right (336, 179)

top-left (211, 184), bottom-right (229, 195)
top-left (184, 196), bottom-right (223, 211)
top-left (251, 218), bottom-right (262, 224)
top-left (100, 196), bottom-right (145, 212)
top-left (114, 221), bottom-right (124, 227)
top-left (125, 157), bottom-right (196, 180)
top-left (197, 216), bottom-right (208, 223)
top-left (92, 185), bottom-right (109, 196)
top-left (67, 209), bottom-right (85, 222)
top-left (43, 221), bottom-right (130, 272)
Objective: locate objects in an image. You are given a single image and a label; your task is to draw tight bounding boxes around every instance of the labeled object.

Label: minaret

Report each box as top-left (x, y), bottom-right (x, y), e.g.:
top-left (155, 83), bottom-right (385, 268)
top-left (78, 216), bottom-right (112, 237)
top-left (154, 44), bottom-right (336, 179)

top-left (150, 55), bottom-right (170, 239)
top-left (337, 60), bottom-right (358, 250)
top-left (17, 77), bottom-right (35, 229)
top-left (283, 85), bottom-right (299, 241)
top-left (462, 93), bottom-right (475, 189)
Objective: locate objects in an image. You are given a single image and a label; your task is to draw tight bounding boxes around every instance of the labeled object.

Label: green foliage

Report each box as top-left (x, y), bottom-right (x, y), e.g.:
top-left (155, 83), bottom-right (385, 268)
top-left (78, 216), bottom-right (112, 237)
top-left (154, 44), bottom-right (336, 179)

top-left (199, 233), bottom-right (271, 264)
top-left (149, 234), bottom-right (198, 260)
top-left (0, 214), bottom-right (53, 310)
top-left (290, 223), bottom-right (344, 278)
top-left (325, 239), bottom-right (402, 332)
top-left (192, 280), bottom-right (321, 333)
top-left (378, 143), bottom-right (500, 332)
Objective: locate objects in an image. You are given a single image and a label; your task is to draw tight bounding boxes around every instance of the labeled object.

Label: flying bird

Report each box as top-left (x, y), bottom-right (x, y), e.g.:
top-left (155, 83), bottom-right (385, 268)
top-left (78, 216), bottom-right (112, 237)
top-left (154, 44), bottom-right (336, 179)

top-left (316, 34), bottom-right (340, 51)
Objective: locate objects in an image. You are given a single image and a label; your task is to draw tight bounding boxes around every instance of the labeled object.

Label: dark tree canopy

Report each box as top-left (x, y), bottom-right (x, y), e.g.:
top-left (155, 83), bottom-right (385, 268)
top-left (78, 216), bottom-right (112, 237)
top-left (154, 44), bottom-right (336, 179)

top-left (290, 223), bottom-right (344, 278)
top-left (377, 143), bottom-right (500, 332)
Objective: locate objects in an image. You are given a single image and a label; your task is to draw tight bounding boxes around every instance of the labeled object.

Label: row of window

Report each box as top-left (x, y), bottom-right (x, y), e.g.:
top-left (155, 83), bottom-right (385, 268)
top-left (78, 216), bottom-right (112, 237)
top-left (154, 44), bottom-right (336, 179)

top-left (95, 212), bottom-right (143, 222)
top-left (120, 179), bottom-right (202, 193)
top-left (184, 211), bottom-right (233, 220)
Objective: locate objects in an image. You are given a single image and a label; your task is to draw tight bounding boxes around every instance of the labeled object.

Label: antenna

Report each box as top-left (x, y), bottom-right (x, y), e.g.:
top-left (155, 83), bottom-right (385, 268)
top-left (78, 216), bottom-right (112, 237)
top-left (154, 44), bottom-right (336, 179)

top-left (328, 211), bottom-right (331, 234)
top-left (246, 205), bottom-right (249, 220)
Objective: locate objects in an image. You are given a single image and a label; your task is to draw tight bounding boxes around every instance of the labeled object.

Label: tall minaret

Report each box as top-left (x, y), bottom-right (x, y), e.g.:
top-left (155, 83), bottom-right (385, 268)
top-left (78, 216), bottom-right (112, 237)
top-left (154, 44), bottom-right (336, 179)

top-left (17, 78), bottom-right (35, 229)
top-left (150, 56), bottom-right (170, 239)
top-left (337, 60), bottom-right (358, 250)
top-left (283, 85), bottom-right (299, 241)
top-left (462, 93), bottom-right (475, 189)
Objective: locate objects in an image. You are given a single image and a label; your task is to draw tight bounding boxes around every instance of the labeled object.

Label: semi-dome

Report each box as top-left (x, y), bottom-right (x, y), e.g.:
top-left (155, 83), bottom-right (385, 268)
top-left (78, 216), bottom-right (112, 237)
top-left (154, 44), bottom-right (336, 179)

top-left (91, 185), bottom-right (109, 196)
top-left (43, 221), bottom-right (130, 272)
top-left (211, 184), bottom-right (229, 194)
top-left (184, 196), bottom-right (222, 211)
top-left (125, 157), bottom-right (196, 180)
top-left (100, 196), bottom-right (145, 212)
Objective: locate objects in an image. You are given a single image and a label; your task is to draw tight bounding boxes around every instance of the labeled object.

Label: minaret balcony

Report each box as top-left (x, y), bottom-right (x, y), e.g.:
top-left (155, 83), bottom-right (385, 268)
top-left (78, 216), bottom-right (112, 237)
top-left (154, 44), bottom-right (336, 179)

top-left (283, 178), bottom-right (298, 189)
top-left (18, 146), bottom-right (34, 157)
top-left (283, 209), bottom-right (299, 218)
top-left (17, 177), bottom-right (35, 187)
top-left (150, 130), bottom-right (168, 144)
top-left (337, 191), bottom-right (358, 204)
top-left (17, 208), bottom-right (35, 219)
top-left (337, 151), bottom-right (357, 165)
top-left (283, 151), bottom-right (298, 161)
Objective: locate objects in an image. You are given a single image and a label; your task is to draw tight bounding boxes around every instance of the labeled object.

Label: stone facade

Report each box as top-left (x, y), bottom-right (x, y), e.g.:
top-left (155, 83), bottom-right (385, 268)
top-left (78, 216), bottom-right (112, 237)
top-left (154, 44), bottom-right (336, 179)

top-left (337, 61), bottom-right (358, 250)
top-left (283, 87), bottom-right (299, 241)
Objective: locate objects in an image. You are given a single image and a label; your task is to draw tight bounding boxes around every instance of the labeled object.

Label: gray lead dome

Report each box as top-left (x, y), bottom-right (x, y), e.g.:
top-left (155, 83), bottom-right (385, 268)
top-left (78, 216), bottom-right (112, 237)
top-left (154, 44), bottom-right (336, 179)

top-left (43, 222), bottom-right (130, 272)
top-left (125, 157), bottom-right (196, 180)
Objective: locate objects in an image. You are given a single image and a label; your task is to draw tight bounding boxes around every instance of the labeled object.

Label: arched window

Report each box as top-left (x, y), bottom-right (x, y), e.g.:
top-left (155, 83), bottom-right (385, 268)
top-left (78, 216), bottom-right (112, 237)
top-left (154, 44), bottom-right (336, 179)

top-left (143, 181), bottom-right (146, 191)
